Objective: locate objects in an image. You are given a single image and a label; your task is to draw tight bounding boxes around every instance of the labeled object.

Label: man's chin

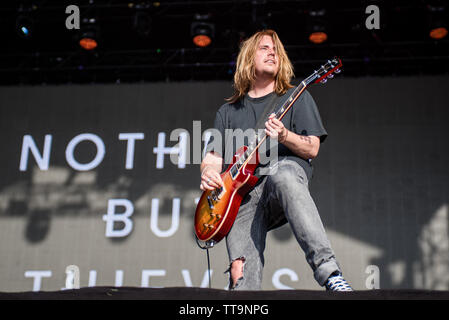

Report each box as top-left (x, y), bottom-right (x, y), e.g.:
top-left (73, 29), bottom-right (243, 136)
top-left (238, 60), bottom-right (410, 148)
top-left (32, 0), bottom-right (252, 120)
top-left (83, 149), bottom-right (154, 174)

top-left (263, 69), bottom-right (278, 78)
top-left (255, 68), bottom-right (278, 79)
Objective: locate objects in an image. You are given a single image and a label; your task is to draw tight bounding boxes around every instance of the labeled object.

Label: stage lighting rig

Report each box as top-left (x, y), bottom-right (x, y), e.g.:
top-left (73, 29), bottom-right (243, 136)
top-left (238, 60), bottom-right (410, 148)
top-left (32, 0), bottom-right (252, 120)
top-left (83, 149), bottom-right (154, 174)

top-left (15, 4), bottom-right (37, 39)
top-left (79, 17), bottom-right (100, 50)
top-left (133, 11), bottom-right (152, 37)
top-left (191, 14), bottom-right (215, 48)
top-left (428, 4), bottom-right (448, 40)
top-left (16, 15), bottom-right (33, 39)
top-left (307, 8), bottom-right (328, 44)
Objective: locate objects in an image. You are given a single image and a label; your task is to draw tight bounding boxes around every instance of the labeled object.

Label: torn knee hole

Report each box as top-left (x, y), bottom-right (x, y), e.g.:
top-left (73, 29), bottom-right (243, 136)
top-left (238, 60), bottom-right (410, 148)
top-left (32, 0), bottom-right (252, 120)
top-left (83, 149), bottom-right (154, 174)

top-left (230, 257), bottom-right (246, 287)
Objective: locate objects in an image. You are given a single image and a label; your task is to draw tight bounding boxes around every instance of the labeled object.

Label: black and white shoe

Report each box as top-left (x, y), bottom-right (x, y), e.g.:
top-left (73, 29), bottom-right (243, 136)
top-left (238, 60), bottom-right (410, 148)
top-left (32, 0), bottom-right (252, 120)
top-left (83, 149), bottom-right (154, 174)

top-left (325, 272), bottom-right (354, 292)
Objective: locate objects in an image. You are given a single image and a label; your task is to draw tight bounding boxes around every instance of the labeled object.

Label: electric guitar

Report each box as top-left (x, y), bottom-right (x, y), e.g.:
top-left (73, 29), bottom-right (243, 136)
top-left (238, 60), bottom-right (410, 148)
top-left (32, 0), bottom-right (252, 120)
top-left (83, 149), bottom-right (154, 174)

top-left (194, 57), bottom-right (343, 245)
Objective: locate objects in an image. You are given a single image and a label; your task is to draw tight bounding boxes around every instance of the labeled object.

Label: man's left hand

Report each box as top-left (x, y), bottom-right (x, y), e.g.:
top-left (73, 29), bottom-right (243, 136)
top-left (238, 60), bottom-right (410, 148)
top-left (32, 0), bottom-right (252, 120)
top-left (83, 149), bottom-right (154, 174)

top-left (265, 113), bottom-right (288, 143)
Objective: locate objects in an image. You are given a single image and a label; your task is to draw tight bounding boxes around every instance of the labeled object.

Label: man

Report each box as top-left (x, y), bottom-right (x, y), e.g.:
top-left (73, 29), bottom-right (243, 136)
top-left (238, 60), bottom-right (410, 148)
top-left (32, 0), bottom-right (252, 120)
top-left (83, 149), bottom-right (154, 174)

top-left (200, 30), bottom-right (352, 291)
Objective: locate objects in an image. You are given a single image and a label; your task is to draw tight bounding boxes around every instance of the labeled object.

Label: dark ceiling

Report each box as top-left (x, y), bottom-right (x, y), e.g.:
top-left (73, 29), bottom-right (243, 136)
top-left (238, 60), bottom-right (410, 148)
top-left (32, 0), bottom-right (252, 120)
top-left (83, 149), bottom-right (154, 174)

top-left (1, 0), bottom-right (449, 85)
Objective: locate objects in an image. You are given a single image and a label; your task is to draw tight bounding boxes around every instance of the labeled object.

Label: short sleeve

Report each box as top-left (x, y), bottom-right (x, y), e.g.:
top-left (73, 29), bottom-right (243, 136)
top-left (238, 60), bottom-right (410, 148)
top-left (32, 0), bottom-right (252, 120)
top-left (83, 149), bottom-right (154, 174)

top-left (291, 90), bottom-right (328, 143)
top-left (204, 107), bottom-right (226, 156)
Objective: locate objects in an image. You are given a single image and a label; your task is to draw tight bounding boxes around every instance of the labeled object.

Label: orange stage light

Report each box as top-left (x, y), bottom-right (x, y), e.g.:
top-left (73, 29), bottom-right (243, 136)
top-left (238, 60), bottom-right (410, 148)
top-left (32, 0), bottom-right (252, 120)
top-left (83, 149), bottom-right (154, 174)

top-left (430, 27), bottom-right (448, 39)
top-left (79, 38), bottom-right (97, 50)
top-left (193, 34), bottom-right (212, 47)
top-left (309, 31), bottom-right (328, 44)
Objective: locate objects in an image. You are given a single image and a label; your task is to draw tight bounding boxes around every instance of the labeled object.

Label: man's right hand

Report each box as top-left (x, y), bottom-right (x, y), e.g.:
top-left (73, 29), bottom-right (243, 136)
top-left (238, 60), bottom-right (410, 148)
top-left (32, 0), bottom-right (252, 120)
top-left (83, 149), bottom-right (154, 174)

top-left (200, 151), bottom-right (224, 191)
top-left (200, 166), bottom-right (224, 191)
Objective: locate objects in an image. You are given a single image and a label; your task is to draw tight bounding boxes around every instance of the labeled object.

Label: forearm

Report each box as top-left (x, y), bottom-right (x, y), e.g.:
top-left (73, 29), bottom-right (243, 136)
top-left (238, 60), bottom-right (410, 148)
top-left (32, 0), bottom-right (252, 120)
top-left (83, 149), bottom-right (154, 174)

top-left (200, 152), bottom-right (223, 175)
top-left (200, 152), bottom-right (224, 190)
top-left (281, 130), bottom-right (320, 159)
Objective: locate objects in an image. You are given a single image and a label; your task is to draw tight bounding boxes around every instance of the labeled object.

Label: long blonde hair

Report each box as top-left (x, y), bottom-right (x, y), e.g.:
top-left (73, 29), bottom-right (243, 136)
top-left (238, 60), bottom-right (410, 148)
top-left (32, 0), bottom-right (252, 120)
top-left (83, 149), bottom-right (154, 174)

top-left (227, 29), bottom-right (294, 103)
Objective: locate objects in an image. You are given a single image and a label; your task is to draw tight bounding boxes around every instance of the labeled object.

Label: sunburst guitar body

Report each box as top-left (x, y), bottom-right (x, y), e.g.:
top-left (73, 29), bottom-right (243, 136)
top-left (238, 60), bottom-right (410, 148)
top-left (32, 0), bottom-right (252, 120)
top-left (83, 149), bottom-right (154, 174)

top-left (194, 146), bottom-right (259, 243)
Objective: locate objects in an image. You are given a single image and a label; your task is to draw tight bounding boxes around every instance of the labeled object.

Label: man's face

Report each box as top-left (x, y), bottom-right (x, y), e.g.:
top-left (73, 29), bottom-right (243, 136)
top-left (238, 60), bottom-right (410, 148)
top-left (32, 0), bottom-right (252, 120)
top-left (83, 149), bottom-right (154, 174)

top-left (253, 35), bottom-right (279, 79)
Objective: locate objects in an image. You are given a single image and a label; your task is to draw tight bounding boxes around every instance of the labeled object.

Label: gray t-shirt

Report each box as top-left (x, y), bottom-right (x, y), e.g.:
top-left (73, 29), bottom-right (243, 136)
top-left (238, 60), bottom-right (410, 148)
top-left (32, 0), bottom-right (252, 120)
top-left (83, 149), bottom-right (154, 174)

top-left (205, 87), bottom-right (327, 181)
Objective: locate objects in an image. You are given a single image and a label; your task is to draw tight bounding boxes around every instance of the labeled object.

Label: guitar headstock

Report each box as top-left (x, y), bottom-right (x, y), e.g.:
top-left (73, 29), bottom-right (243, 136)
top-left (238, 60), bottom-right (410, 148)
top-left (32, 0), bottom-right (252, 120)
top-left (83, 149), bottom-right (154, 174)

top-left (305, 57), bottom-right (342, 86)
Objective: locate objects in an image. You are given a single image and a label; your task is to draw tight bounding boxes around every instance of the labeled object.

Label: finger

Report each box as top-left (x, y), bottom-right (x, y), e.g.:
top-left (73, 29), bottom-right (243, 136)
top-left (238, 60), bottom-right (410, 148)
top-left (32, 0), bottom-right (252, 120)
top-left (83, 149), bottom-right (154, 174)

top-left (209, 173), bottom-right (223, 188)
top-left (265, 120), bottom-right (275, 131)
top-left (265, 128), bottom-right (278, 138)
top-left (203, 174), bottom-right (220, 189)
top-left (270, 119), bottom-right (284, 132)
top-left (212, 172), bottom-right (224, 187)
top-left (271, 117), bottom-right (284, 127)
top-left (265, 128), bottom-right (271, 137)
top-left (268, 121), bottom-right (280, 132)
top-left (201, 180), bottom-right (215, 191)
top-left (208, 179), bottom-right (220, 188)
top-left (269, 118), bottom-right (283, 130)
top-left (267, 122), bottom-right (280, 135)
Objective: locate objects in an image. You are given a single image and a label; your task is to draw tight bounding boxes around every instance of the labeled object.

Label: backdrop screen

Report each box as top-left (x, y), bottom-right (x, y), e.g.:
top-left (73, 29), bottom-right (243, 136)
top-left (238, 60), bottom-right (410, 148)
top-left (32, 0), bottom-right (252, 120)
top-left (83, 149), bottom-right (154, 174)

top-left (0, 77), bottom-right (448, 292)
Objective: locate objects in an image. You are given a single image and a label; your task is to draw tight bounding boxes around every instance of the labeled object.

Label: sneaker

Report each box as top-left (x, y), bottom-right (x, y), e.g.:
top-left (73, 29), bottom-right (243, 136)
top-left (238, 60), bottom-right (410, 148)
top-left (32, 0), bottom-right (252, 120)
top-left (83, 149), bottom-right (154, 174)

top-left (325, 272), bottom-right (353, 292)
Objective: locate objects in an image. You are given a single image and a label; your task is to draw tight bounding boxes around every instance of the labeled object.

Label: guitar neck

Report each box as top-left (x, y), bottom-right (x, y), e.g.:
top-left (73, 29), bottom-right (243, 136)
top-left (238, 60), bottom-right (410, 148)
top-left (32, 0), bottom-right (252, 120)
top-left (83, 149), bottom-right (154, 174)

top-left (236, 57), bottom-right (342, 170)
top-left (274, 82), bottom-right (307, 122)
top-left (249, 81), bottom-right (308, 153)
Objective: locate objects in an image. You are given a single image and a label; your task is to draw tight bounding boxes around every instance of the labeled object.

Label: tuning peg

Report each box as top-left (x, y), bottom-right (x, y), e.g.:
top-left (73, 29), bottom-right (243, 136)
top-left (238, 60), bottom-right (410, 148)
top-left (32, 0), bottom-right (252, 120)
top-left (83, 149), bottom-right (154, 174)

top-left (320, 78), bottom-right (327, 84)
top-left (334, 68), bottom-right (341, 73)
top-left (327, 74), bottom-right (334, 79)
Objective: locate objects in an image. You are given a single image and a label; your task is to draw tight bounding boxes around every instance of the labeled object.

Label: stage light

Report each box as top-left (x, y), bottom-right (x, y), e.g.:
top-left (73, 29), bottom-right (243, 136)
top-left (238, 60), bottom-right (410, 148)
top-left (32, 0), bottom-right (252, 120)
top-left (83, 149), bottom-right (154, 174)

top-left (430, 27), bottom-right (448, 39)
top-left (191, 14), bottom-right (215, 47)
top-left (193, 32), bottom-right (212, 47)
top-left (191, 23), bottom-right (214, 47)
top-left (21, 26), bottom-right (30, 36)
top-left (307, 8), bottom-right (328, 44)
top-left (133, 11), bottom-right (152, 37)
top-left (79, 18), bottom-right (99, 50)
top-left (309, 31), bottom-right (328, 44)
top-left (428, 5), bottom-right (448, 40)
top-left (16, 15), bottom-right (33, 39)
top-left (79, 32), bottom-right (98, 50)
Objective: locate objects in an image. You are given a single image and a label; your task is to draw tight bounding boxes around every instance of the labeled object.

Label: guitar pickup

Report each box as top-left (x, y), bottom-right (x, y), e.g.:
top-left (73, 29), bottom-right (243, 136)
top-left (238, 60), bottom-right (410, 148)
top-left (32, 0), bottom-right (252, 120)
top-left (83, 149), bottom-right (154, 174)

top-left (216, 186), bottom-right (225, 199)
top-left (230, 165), bottom-right (239, 179)
top-left (207, 196), bottom-right (214, 209)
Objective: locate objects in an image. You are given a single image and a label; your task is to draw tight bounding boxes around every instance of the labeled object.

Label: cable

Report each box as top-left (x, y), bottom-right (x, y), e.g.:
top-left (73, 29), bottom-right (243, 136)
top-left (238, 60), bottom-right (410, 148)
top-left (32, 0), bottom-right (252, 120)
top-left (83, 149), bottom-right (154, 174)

top-left (206, 248), bottom-right (211, 289)
top-left (195, 236), bottom-right (216, 289)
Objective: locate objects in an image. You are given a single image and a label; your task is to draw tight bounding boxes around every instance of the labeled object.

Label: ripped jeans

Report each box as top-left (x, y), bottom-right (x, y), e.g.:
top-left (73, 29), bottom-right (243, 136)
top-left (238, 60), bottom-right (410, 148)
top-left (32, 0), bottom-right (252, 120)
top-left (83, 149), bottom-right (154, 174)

top-left (225, 159), bottom-right (341, 290)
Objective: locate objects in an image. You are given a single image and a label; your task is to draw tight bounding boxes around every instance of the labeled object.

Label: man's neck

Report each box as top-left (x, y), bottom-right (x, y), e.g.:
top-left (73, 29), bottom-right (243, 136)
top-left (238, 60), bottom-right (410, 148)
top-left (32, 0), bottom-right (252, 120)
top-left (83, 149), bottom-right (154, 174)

top-left (247, 77), bottom-right (275, 98)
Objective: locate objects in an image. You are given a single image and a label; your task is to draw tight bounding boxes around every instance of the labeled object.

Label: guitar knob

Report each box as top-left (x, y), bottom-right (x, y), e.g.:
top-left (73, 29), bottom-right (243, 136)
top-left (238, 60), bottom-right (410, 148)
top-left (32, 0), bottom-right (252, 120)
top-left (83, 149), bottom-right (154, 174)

top-left (320, 78), bottom-right (327, 84)
top-left (334, 68), bottom-right (341, 73)
top-left (328, 74), bottom-right (334, 79)
top-left (210, 213), bottom-right (222, 219)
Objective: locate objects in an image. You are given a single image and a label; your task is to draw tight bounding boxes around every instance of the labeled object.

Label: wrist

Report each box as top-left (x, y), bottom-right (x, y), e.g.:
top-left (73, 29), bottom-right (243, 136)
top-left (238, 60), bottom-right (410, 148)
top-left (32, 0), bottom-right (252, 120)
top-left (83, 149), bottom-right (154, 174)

top-left (201, 165), bottom-right (219, 176)
top-left (201, 165), bottom-right (210, 176)
top-left (280, 129), bottom-right (289, 144)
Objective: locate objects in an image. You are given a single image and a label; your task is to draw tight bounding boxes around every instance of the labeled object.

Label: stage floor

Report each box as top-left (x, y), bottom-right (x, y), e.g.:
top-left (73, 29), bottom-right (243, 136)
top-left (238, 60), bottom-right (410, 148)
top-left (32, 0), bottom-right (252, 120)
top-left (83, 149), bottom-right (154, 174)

top-left (1, 286), bottom-right (448, 300)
